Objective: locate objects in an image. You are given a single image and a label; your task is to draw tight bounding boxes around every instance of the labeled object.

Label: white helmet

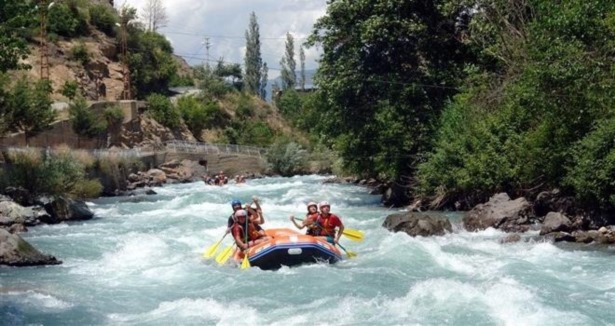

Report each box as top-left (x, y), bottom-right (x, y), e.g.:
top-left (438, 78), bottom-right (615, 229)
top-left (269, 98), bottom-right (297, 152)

top-left (318, 201), bottom-right (330, 209)
top-left (307, 201), bottom-right (317, 210)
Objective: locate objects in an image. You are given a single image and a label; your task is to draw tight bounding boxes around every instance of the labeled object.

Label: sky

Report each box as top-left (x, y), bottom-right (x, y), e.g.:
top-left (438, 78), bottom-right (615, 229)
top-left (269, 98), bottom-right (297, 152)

top-left (117, 0), bottom-right (328, 78)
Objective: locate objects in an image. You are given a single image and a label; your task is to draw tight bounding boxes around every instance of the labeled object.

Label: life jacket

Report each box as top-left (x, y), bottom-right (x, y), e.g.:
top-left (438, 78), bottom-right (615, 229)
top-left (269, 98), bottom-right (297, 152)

top-left (304, 212), bottom-right (319, 236)
top-left (233, 222), bottom-right (261, 242)
top-left (314, 213), bottom-right (339, 237)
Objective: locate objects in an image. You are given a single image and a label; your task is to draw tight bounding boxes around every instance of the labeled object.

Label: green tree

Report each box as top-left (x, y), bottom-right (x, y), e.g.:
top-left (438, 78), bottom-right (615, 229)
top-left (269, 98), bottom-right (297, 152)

top-left (177, 96), bottom-right (208, 140)
top-left (128, 30), bottom-right (178, 98)
top-left (259, 62), bottom-right (268, 100)
top-left (146, 93), bottom-right (179, 128)
top-left (299, 46), bottom-right (306, 90)
top-left (280, 32), bottom-right (296, 90)
top-left (307, 0), bottom-right (469, 180)
top-left (7, 78), bottom-right (57, 146)
top-left (0, 0), bottom-right (34, 72)
top-left (61, 80), bottom-right (79, 100)
top-left (69, 95), bottom-right (107, 146)
top-left (244, 12), bottom-right (263, 96)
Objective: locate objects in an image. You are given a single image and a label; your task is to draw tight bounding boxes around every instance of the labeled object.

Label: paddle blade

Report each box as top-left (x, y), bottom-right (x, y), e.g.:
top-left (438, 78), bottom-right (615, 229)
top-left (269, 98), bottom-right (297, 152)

top-left (345, 250), bottom-right (358, 259)
top-left (240, 254), bottom-right (251, 269)
top-left (215, 245), bottom-right (234, 265)
top-left (203, 241), bottom-right (221, 259)
top-left (342, 228), bottom-right (364, 242)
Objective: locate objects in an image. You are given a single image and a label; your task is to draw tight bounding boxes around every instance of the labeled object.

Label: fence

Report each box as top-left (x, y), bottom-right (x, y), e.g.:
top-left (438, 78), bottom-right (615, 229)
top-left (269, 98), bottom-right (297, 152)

top-left (164, 140), bottom-right (267, 158)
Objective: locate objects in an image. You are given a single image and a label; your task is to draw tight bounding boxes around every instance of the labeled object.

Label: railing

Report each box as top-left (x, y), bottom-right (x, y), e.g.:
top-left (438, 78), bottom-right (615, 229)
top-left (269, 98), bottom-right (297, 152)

top-left (164, 140), bottom-right (267, 157)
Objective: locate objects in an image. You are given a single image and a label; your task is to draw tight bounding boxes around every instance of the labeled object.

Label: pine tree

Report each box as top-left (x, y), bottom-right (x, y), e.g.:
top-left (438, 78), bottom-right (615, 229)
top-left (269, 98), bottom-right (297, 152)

top-left (299, 46), bottom-right (306, 91)
top-left (280, 32), bottom-right (296, 90)
top-left (260, 62), bottom-right (268, 100)
top-left (243, 12), bottom-right (262, 96)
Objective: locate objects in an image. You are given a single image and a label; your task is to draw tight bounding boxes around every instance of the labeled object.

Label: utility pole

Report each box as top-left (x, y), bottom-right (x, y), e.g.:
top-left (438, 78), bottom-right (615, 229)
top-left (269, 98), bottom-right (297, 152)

top-left (39, 0), bottom-right (54, 80)
top-left (203, 36), bottom-right (211, 68)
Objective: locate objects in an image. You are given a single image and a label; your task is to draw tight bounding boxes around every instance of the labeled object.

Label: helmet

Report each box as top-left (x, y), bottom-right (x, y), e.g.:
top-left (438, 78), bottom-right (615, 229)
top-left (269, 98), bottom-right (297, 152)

top-left (318, 201), bottom-right (330, 209)
top-left (231, 199), bottom-right (242, 208)
top-left (234, 209), bottom-right (247, 217)
top-left (307, 201), bottom-right (317, 210)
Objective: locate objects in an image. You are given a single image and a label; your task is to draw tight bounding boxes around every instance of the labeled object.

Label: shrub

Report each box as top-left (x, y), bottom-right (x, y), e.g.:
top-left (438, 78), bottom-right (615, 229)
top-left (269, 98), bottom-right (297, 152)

top-left (71, 179), bottom-right (103, 199)
top-left (564, 117), bottom-right (615, 210)
top-left (94, 154), bottom-right (143, 194)
top-left (266, 140), bottom-right (307, 176)
top-left (146, 93), bottom-right (180, 128)
top-left (48, 4), bottom-right (80, 37)
top-left (71, 42), bottom-right (90, 66)
top-left (89, 4), bottom-right (117, 36)
top-left (61, 80), bottom-right (80, 100)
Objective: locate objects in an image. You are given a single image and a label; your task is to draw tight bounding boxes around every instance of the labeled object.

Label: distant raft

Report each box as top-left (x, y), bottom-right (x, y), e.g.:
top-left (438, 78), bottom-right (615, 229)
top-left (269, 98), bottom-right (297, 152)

top-left (232, 228), bottom-right (343, 270)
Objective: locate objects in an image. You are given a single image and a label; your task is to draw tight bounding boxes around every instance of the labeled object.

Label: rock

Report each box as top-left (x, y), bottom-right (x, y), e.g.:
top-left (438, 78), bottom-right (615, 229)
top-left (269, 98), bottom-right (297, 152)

top-left (4, 186), bottom-right (33, 206)
top-left (382, 182), bottom-right (411, 208)
top-left (0, 229), bottom-right (61, 266)
top-left (539, 212), bottom-right (572, 235)
top-left (500, 234), bottom-right (522, 243)
top-left (0, 201), bottom-right (27, 226)
top-left (145, 189), bottom-right (157, 195)
top-left (463, 193), bottom-right (535, 232)
top-left (548, 232), bottom-right (576, 242)
top-left (42, 198), bottom-right (94, 224)
top-left (533, 189), bottom-right (576, 217)
top-left (8, 224), bottom-right (27, 234)
top-left (382, 212), bottom-right (452, 237)
top-left (146, 168), bottom-right (167, 185)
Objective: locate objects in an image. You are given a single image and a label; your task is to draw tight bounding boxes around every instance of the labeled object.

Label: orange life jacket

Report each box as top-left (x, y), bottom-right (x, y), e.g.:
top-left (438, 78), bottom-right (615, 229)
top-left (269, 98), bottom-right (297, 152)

top-left (233, 222), bottom-right (261, 242)
top-left (315, 214), bottom-right (339, 237)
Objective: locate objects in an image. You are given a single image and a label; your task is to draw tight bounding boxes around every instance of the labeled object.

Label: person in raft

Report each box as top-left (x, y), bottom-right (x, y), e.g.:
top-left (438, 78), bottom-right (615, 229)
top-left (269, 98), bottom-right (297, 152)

top-left (313, 201), bottom-right (345, 245)
top-left (289, 201), bottom-right (319, 236)
top-left (231, 209), bottom-right (270, 250)
top-left (227, 198), bottom-right (264, 228)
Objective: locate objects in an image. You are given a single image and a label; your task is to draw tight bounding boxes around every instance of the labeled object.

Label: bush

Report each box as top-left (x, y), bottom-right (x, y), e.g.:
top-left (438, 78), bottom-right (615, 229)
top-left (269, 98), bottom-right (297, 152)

top-left (94, 154), bottom-right (143, 194)
top-left (146, 93), bottom-right (180, 128)
top-left (177, 96), bottom-right (208, 139)
top-left (564, 117), bottom-right (615, 210)
top-left (61, 80), bottom-right (80, 100)
top-left (89, 4), bottom-right (117, 36)
top-left (71, 179), bottom-right (103, 199)
top-left (266, 140), bottom-right (307, 176)
top-left (71, 42), bottom-right (90, 66)
top-left (235, 93), bottom-right (254, 118)
top-left (48, 4), bottom-right (80, 37)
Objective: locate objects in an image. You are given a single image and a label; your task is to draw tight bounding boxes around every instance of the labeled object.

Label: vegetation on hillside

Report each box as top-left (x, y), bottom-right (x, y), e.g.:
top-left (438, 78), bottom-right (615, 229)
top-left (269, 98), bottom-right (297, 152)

top-left (280, 0), bottom-right (615, 210)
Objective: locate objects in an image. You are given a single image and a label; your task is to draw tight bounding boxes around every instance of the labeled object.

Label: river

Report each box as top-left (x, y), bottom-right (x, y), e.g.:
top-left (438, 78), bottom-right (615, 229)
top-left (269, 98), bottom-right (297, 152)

top-left (1, 175), bottom-right (614, 325)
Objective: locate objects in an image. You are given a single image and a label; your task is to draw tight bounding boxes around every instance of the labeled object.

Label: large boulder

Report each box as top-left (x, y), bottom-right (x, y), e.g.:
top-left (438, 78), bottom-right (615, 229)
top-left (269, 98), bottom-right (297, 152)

top-left (42, 198), bottom-right (94, 224)
top-left (383, 212), bottom-right (452, 237)
top-left (539, 212), bottom-right (572, 235)
top-left (463, 193), bottom-right (535, 232)
top-left (0, 229), bottom-right (61, 266)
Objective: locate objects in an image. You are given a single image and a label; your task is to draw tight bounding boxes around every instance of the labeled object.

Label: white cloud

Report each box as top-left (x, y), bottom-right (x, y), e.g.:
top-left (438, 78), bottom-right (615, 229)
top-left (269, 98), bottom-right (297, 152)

top-left (117, 0), bottom-right (327, 78)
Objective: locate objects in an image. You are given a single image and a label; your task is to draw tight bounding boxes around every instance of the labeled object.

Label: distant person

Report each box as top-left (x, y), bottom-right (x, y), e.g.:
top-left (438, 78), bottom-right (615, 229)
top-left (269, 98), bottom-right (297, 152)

top-left (289, 201), bottom-right (319, 236)
top-left (231, 209), bottom-right (270, 250)
top-left (313, 201), bottom-right (344, 244)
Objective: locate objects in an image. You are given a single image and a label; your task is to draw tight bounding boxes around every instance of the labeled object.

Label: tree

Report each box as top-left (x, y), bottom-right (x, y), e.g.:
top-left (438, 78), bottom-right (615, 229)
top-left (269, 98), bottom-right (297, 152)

top-left (260, 62), bottom-right (268, 100)
top-left (299, 46), bottom-right (306, 91)
top-left (6, 78), bottom-right (57, 146)
top-left (141, 0), bottom-right (168, 32)
top-left (69, 96), bottom-right (107, 147)
top-left (307, 0), bottom-right (470, 180)
top-left (0, 1), bottom-right (34, 73)
top-left (244, 12), bottom-right (263, 96)
top-left (280, 32), bottom-right (296, 90)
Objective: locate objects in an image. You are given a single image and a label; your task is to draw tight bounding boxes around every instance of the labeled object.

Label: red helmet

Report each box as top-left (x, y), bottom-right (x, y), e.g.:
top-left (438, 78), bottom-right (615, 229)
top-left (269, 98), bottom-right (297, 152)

top-left (318, 201), bottom-right (330, 209)
top-left (307, 202), bottom-right (317, 210)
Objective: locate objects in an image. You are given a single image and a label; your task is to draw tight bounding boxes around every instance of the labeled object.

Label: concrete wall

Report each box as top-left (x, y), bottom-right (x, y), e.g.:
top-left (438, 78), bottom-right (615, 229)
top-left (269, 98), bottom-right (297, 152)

top-left (163, 152), bottom-right (268, 176)
top-left (0, 100), bottom-right (144, 148)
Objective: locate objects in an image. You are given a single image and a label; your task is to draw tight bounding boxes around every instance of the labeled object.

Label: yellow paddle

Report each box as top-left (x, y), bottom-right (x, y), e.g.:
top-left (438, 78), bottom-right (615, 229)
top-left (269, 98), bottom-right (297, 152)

top-left (294, 217), bottom-right (364, 242)
top-left (203, 231), bottom-right (228, 259)
top-left (337, 243), bottom-right (357, 259)
top-left (215, 244), bottom-right (235, 265)
top-left (240, 252), bottom-right (251, 269)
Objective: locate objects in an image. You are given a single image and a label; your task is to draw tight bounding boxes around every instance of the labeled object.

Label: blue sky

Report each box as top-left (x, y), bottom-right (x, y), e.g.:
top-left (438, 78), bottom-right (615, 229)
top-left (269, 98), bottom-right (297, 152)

top-left (119, 0), bottom-right (327, 78)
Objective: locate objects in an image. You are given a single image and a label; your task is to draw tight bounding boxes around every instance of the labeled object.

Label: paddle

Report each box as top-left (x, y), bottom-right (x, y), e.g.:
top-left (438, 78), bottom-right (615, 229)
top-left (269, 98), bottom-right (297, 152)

top-left (337, 243), bottom-right (357, 259)
top-left (215, 244), bottom-right (235, 265)
top-left (293, 217), bottom-right (364, 242)
top-left (203, 231), bottom-right (228, 259)
top-left (241, 211), bottom-right (251, 269)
